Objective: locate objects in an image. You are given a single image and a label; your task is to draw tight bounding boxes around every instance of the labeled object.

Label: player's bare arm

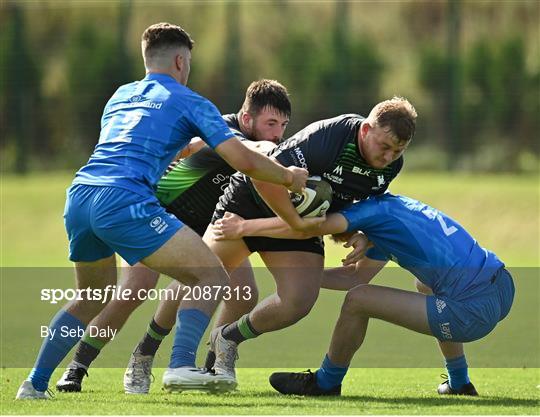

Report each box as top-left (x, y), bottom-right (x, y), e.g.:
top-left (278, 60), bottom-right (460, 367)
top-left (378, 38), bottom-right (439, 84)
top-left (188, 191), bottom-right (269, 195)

top-left (213, 212), bottom-right (321, 240)
top-left (320, 258), bottom-right (387, 291)
top-left (250, 179), bottom-right (331, 232)
top-left (175, 137), bottom-right (206, 159)
top-left (213, 211), bottom-right (386, 290)
top-left (215, 138), bottom-right (308, 193)
top-left (214, 210), bottom-right (347, 239)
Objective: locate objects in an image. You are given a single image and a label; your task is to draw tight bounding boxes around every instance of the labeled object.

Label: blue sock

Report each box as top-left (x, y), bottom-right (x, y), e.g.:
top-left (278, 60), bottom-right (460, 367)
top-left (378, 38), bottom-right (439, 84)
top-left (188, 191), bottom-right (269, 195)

top-left (28, 309), bottom-right (86, 391)
top-left (169, 309), bottom-right (210, 368)
top-left (315, 354), bottom-right (348, 390)
top-left (445, 355), bottom-right (470, 390)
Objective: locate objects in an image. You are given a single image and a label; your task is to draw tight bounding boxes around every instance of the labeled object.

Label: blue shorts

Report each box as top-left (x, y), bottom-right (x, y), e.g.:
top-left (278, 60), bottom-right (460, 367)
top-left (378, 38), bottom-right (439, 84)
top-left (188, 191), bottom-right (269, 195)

top-left (426, 268), bottom-right (515, 343)
top-left (64, 184), bottom-right (183, 265)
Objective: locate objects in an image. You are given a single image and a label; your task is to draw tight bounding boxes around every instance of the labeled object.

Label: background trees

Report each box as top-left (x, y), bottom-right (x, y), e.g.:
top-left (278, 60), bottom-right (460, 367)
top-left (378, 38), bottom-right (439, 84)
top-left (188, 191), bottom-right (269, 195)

top-left (1, 0), bottom-right (538, 173)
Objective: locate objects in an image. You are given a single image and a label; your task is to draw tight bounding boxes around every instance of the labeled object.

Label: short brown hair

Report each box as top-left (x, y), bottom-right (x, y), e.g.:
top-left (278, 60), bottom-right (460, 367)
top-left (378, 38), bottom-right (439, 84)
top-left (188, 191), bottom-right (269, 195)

top-left (142, 22), bottom-right (194, 59)
top-left (369, 96), bottom-right (417, 143)
top-left (241, 79), bottom-right (291, 118)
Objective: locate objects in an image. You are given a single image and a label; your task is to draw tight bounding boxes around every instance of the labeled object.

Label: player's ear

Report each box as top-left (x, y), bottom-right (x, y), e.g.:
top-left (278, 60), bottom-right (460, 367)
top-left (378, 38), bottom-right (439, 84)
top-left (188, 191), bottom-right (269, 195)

top-left (241, 111), bottom-right (253, 129)
top-left (174, 54), bottom-right (183, 71)
top-left (361, 121), bottom-right (371, 136)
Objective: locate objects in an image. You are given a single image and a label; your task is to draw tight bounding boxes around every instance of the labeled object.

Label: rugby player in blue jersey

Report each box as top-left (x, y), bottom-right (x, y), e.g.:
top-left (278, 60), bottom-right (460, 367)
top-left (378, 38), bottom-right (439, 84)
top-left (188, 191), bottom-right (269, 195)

top-left (214, 193), bottom-right (515, 396)
top-left (16, 23), bottom-right (308, 400)
top-left (54, 79), bottom-right (291, 395)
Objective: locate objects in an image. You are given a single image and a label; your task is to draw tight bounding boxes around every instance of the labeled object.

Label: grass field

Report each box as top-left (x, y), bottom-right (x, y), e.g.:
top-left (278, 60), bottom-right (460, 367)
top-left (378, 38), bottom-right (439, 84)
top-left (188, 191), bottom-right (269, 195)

top-left (2, 368), bottom-right (538, 415)
top-left (1, 171), bottom-right (539, 414)
top-left (1, 171), bottom-right (539, 267)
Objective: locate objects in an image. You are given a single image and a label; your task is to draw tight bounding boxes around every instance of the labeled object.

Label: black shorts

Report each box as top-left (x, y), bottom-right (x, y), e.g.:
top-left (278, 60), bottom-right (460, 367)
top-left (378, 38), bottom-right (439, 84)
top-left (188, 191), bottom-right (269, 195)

top-left (212, 176), bottom-right (325, 256)
top-left (164, 206), bottom-right (209, 237)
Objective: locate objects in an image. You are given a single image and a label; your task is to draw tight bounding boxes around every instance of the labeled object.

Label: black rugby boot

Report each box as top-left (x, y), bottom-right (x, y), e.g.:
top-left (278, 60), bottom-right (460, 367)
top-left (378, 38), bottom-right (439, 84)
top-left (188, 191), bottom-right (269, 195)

top-left (56, 366), bottom-right (88, 392)
top-left (437, 379), bottom-right (478, 396)
top-left (269, 370), bottom-right (341, 396)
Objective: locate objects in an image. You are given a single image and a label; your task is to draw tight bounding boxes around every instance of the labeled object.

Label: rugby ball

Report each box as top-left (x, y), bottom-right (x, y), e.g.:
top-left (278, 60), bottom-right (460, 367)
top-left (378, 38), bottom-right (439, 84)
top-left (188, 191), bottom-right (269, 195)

top-left (290, 176), bottom-right (332, 217)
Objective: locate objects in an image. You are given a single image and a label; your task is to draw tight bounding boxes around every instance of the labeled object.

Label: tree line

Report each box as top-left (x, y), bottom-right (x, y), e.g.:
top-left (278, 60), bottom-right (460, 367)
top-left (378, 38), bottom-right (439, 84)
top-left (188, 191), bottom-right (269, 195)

top-left (1, 1), bottom-right (538, 173)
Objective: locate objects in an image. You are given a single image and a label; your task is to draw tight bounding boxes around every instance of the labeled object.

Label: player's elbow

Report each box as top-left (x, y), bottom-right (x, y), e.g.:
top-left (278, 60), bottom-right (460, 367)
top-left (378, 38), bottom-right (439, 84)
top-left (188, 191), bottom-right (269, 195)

top-left (239, 163), bottom-right (259, 178)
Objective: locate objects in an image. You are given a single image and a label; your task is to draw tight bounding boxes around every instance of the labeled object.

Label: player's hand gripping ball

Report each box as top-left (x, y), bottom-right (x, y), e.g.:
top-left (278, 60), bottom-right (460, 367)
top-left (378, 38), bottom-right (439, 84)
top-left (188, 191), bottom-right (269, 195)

top-left (290, 176), bottom-right (332, 217)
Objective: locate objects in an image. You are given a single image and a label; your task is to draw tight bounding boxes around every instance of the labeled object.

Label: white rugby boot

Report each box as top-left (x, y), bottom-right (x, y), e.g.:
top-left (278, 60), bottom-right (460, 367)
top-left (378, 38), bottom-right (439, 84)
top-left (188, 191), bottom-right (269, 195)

top-left (15, 380), bottom-right (52, 400)
top-left (210, 325), bottom-right (239, 385)
top-left (124, 351), bottom-right (154, 394)
top-left (163, 366), bottom-right (236, 394)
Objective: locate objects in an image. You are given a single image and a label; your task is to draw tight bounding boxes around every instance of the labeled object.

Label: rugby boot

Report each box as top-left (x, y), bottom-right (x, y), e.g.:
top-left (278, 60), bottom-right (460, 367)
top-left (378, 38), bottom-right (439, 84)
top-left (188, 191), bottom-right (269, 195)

top-left (56, 366), bottom-right (88, 392)
top-left (163, 367), bottom-right (236, 394)
top-left (210, 326), bottom-right (238, 387)
top-left (16, 380), bottom-right (53, 400)
top-left (124, 351), bottom-right (154, 394)
top-left (269, 370), bottom-right (341, 396)
top-left (437, 378), bottom-right (478, 396)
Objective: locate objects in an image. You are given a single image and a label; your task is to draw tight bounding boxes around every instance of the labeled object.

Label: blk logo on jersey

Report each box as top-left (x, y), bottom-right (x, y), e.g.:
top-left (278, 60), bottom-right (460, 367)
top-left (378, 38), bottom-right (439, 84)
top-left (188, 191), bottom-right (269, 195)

top-left (352, 166), bottom-right (371, 176)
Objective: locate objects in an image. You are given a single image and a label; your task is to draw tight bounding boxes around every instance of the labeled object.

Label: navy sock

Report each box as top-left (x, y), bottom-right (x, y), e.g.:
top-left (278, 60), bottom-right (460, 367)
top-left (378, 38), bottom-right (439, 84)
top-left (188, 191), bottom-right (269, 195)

top-left (222, 314), bottom-right (260, 345)
top-left (28, 309), bottom-right (86, 391)
top-left (169, 309), bottom-right (210, 368)
top-left (137, 319), bottom-right (171, 356)
top-left (72, 335), bottom-right (105, 369)
top-left (445, 355), bottom-right (470, 390)
top-left (315, 354), bottom-right (348, 390)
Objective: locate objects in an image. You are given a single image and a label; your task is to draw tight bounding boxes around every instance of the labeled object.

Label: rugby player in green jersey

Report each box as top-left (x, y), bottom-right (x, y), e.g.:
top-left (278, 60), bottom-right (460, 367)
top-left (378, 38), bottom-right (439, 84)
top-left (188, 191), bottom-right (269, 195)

top-left (187, 98), bottom-right (418, 391)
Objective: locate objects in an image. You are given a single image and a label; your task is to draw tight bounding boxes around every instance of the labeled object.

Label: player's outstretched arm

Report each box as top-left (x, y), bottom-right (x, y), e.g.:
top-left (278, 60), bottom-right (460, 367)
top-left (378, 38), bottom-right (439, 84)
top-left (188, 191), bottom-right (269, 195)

top-left (251, 179), bottom-right (322, 232)
top-left (213, 211), bottom-right (347, 240)
top-left (213, 212), bottom-right (320, 240)
top-left (215, 138), bottom-right (307, 193)
top-left (321, 258), bottom-right (387, 291)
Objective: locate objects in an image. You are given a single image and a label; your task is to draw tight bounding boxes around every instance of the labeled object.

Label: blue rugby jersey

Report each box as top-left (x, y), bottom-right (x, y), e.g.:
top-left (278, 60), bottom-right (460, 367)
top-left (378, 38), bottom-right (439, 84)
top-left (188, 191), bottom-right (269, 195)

top-left (340, 194), bottom-right (504, 298)
top-left (73, 73), bottom-right (236, 197)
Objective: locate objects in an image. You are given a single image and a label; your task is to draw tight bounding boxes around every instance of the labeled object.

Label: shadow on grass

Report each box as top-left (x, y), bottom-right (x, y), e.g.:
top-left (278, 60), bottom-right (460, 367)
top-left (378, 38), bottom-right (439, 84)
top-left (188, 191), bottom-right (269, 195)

top-left (116, 390), bottom-right (539, 410)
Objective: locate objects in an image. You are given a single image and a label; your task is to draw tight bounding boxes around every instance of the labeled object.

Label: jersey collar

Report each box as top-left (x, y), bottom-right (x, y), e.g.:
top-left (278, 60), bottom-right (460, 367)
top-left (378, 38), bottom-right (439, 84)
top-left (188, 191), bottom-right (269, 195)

top-left (144, 72), bottom-right (178, 83)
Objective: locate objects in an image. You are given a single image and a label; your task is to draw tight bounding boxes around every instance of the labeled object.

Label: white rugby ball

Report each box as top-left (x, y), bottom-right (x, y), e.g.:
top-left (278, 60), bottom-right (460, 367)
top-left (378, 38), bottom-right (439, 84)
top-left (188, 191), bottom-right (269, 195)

top-left (290, 176), bottom-right (332, 217)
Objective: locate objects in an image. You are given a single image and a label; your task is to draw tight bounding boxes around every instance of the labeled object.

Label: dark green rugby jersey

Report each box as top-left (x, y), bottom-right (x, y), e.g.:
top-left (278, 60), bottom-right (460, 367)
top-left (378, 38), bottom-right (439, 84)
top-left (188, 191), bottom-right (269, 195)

top-left (155, 114), bottom-right (247, 231)
top-left (245, 114), bottom-right (403, 212)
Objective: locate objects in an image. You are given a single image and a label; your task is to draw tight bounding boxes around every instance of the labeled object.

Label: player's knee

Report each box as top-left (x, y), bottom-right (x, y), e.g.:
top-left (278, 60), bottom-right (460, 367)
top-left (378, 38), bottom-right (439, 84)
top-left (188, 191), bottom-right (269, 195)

top-left (111, 296), bottom-right (145, 313)
top-left (66, 298), bottom-right (107, 322)
top-left (415, 279), bottom-right (433, 295)
top-left (342, 285), bottom-right (370, 314)
top-left (224, 297), bottom-right (258, 318)
top-left (180, 265), bottom-right (229, 287)
top-left (283, 289), bottom-right (319, 320)
top-left (239, 287), bottom-right (259, 312)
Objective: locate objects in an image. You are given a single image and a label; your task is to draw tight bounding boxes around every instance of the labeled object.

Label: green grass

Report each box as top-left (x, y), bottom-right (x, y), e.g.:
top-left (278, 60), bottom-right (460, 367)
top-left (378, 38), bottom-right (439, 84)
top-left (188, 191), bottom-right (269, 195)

top-left (1, 368), bottom-right (539, 415)
top-left (1, 171), bottom-right (539, 267)
top-left (1, 171), bottom-right (539, 414)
